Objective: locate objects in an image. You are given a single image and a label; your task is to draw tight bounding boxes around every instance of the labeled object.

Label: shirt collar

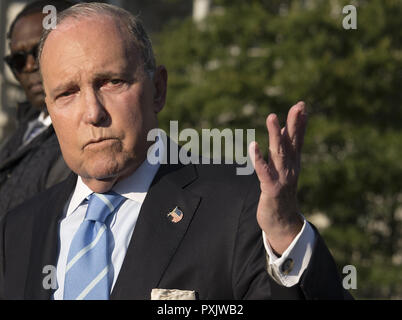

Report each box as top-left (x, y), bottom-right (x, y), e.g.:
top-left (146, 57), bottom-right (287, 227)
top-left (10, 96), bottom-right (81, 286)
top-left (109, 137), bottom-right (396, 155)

top-left (66, 132), bottom-right (164, 217)
top-left (37, 111), bottom-right (52, 127)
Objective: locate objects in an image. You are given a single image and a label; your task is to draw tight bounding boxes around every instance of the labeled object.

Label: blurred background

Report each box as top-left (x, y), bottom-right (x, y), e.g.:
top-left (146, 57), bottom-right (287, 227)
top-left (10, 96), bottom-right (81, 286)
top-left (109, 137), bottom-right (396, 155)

top-left (1, 0), bottom-right (401, 299)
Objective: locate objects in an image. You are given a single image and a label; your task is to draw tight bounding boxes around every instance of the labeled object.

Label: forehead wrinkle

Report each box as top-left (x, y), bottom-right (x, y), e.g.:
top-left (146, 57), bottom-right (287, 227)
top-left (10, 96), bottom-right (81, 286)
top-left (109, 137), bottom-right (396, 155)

top-left (41, 14), bottom-right (144, 96)
top-left (41, 16), bottom-right (142, 82)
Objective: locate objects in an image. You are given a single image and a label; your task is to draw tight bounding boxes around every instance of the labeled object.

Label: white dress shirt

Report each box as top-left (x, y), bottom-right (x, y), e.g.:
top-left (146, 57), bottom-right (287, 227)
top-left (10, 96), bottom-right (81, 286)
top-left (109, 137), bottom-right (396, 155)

top-left (263, 219), bottom-right (316, 286)
top-left (53, 138), bottom-right (316, 299)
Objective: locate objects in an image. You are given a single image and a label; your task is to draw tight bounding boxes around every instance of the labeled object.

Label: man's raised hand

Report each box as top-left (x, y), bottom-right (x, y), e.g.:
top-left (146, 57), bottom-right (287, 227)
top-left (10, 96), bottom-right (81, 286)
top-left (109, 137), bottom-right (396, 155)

top-left (249, 101), bottom-right (308, 255)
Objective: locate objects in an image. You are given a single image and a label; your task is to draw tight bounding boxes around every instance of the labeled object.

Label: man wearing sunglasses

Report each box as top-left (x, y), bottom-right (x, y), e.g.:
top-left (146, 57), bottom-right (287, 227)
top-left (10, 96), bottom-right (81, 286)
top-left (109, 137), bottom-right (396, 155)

top-left (0, 1), bottom-right (76, 220)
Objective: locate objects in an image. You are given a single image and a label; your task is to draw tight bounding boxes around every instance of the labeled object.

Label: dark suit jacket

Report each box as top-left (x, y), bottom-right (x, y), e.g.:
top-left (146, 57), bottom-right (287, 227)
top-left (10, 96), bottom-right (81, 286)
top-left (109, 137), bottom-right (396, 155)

top-left (0, 103), bottom-right (70, 219)
top-left (0, 160), bottom-right (352, 300)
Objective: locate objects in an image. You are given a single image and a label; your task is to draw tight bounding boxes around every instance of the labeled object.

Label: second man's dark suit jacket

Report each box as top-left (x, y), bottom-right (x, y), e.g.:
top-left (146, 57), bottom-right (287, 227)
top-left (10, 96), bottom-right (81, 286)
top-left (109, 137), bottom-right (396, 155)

top-left (0, 159), bottom-right (352, 300)
top-left (0, 102), bottom-right (71, 219)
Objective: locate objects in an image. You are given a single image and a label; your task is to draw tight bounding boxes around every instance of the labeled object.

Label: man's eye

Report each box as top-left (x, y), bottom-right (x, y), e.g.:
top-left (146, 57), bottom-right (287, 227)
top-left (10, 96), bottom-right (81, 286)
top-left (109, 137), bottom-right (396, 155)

top-left (97, 78), bottom-right (127, 89)
top-left (57, 91), bottom-right (73, 99)
top-left (110, 79), bottom-right (123, 85)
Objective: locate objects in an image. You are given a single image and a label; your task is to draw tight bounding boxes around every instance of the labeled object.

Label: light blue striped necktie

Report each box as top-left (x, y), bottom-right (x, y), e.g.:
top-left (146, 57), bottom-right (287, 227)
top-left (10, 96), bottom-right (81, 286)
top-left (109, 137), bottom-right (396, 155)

top-left (63, 192), bottom-right (126, 300)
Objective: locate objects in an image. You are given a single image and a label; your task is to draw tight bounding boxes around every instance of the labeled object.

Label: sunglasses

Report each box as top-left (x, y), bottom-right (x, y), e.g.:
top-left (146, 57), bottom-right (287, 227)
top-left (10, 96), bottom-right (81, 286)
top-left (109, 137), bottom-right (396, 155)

top-left (4, 43), bottom-right (39, 74)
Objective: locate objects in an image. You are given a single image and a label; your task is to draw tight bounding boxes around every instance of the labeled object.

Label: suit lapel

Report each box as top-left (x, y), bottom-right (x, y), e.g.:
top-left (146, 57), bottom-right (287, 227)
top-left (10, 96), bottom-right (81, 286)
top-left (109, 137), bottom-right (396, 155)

top-left (24, 173), bottom-right (77, 299)
top-left (0, 126), bottom-right (54, 170)
top-left (111, 163), bottom-right (200, 300)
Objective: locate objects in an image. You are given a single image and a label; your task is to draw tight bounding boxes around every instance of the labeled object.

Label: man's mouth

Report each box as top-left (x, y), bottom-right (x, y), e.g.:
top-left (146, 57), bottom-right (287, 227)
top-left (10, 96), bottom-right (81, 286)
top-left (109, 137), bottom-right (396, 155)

top-left (84, 137), bottom-right (118, 149)
top-left (29, 82), bottom-right (43, 94)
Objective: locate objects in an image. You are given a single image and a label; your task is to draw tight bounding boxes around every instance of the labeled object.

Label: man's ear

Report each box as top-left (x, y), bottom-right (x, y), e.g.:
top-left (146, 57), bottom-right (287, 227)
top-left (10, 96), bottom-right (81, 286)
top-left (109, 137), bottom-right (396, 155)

top-left (152, 65), bottom-right (168, 114)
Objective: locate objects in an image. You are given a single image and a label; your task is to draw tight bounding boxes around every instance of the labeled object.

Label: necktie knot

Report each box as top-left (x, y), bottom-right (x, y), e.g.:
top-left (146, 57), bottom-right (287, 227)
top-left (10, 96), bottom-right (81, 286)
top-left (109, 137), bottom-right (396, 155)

top-left (85, 192), bottom-right (126, 223)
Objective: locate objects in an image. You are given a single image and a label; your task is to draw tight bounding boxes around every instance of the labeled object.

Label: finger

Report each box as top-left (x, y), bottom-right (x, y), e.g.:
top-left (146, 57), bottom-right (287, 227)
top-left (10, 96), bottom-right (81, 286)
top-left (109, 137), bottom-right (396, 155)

top-left (293, 102), bottom-right (308, 154)
top-left (266, 113), bottom-right (282, 155)
top-left (266, 113), bottom-right (288, 174)
top-left (285, 101), bottom-right (306, 148)
top-left (248, 141), bottom-right (275, 184)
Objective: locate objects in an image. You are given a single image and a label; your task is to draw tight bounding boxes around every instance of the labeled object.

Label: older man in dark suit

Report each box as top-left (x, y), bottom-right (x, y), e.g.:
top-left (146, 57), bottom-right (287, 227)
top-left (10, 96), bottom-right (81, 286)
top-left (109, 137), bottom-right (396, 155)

top-left (0, 2), bottom-right (352, 300)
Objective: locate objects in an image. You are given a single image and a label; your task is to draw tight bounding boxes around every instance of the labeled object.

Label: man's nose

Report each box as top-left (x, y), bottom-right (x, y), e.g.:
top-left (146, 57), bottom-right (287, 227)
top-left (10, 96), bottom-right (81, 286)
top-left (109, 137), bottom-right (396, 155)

top-left (23, 53), bottom-right (38, 73)
top-left (83, 89), bottom-right (108, 126)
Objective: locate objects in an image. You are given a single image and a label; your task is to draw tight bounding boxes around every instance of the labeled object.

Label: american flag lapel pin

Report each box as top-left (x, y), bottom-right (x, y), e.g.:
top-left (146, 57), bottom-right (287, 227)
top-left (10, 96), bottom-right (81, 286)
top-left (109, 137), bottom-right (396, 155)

top-left (167, 206), bottom-right (183, 223)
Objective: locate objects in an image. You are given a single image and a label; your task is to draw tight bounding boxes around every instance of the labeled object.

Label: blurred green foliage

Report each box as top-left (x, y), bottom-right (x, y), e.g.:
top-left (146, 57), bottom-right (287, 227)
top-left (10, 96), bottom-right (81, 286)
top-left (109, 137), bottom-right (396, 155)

top-left (154, 0), bottom-right (402, 298)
